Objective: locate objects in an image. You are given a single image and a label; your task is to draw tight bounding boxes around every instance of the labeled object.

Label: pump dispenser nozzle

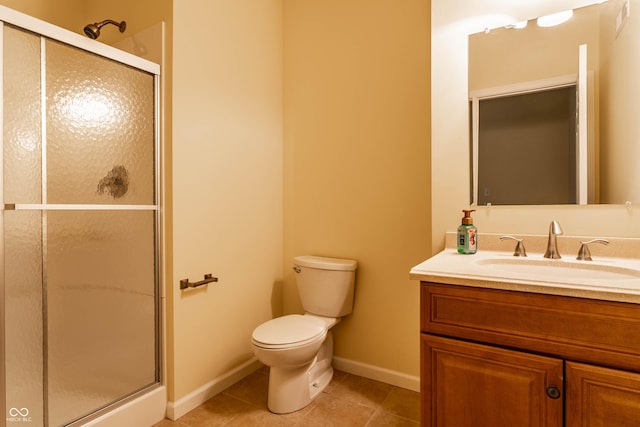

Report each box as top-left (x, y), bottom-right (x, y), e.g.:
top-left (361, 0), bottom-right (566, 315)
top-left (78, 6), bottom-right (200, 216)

top-left (461, 209), bottom-right (476, 225)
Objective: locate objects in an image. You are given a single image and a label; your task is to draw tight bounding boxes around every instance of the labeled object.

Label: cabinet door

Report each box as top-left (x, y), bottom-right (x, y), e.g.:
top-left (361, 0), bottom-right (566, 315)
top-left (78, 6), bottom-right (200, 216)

top-left (422, 335), bottom-right (563, 427)
top-left (566, 361), bottom-right (640, 427)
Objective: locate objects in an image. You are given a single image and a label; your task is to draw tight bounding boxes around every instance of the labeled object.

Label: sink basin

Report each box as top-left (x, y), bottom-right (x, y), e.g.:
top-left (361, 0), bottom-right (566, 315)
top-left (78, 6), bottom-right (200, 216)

top-left (474, 258), bottom-right (640, 281)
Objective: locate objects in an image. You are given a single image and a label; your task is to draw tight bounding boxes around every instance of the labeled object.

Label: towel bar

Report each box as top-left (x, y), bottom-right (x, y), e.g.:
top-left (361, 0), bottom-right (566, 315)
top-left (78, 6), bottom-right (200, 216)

top-left (180, 274), bottom-right (218, 290)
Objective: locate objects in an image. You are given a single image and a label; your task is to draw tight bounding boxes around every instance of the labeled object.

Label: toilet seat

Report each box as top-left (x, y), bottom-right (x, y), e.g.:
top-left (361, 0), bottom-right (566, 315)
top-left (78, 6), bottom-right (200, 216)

top-left (252, 314), bottom-right (327, 349)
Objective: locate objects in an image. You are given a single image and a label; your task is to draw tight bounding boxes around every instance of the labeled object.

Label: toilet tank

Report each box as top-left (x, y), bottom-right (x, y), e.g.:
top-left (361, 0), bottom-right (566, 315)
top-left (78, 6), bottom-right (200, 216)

top-left (293, 255), bottom-right (358, 317)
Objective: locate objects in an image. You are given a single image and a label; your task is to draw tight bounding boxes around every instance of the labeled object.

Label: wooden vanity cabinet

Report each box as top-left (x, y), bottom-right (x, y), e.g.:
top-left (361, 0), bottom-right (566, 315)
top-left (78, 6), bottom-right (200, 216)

top-left (420, 282), bottom-right (640, 427)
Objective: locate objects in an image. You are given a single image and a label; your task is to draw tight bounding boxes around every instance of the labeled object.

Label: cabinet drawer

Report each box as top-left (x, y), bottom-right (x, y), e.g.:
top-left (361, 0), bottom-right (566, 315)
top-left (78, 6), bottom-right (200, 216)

top-left (421, 282), bottom-right (640, 372)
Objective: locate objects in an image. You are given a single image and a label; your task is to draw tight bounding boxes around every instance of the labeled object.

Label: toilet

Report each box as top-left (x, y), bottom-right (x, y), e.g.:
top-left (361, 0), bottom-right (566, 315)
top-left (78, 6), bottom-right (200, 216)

top-left (251, 255), bottom-right (357, 414)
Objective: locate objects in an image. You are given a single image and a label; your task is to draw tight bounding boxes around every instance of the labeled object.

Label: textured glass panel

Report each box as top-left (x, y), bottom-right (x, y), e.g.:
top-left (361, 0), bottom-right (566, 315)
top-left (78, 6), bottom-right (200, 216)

top-left (4, 25), bottom-right (42, 204)
top-left (46, 40), bottom-right (155, 205)
top-left (4, 211), bottom-right (44, 423)
top-left (46, 210), bottom-right (156, 426)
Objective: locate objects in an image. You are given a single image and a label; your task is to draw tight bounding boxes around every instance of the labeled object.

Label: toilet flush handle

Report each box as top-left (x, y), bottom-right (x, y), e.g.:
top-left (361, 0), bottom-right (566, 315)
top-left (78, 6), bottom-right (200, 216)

top-left (293, 266), bottom-right (301, 273)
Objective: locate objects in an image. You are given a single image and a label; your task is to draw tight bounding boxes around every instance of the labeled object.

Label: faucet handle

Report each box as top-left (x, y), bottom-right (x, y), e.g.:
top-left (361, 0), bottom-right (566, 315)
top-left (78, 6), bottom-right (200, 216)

top-left (500, 235), bottom-right (527, 257)
top-left (577, 239), bottom-right (609, 261)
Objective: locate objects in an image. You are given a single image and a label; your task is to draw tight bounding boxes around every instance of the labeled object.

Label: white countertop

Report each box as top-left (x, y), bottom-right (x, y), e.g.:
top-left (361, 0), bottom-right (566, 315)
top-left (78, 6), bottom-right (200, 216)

top-left (410, 233), bottom-right (640, 304)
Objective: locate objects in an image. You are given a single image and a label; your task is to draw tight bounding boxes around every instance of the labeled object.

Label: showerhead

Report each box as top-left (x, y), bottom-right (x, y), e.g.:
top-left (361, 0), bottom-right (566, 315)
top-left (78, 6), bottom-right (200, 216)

top-left (83, 20), bottom-right (126, 40)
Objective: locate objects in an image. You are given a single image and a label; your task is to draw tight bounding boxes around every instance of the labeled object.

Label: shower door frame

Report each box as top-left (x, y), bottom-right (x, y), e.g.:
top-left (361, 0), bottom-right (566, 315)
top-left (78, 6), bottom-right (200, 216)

top-left (0, 5), bottom-right (163, 427)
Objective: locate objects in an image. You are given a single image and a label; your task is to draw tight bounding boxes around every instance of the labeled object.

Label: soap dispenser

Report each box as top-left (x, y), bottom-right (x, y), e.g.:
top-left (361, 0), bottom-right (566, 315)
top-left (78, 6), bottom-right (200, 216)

top-left (457, 209), bottom-right (477, 254)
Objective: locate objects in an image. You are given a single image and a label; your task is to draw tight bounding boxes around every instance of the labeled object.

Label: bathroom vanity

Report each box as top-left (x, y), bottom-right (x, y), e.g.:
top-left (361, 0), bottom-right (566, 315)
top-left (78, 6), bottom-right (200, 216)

top-left (411, 233), bottom-right (640, 427)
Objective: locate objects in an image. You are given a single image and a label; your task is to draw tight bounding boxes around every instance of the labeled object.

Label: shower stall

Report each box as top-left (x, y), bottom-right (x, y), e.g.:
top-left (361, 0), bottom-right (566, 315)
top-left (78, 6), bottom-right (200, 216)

top-left (1, 7), bottom-right (162, 427)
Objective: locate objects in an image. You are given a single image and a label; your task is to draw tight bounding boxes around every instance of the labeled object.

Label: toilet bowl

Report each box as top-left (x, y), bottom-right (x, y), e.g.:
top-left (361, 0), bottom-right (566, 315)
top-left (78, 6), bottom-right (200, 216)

top-left (251, 313), bottom-right (338, 414)
top-left (251, 255), bottom-right (357, 414)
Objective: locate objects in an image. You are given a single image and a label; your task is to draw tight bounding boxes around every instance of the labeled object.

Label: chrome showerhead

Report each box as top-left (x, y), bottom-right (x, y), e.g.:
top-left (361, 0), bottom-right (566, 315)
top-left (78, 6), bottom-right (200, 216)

top-left (83, 20), bottom-right (126, 40)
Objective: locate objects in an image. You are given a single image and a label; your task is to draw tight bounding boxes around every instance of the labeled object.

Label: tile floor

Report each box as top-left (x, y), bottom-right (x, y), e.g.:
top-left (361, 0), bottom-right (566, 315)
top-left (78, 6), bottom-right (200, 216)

top-left (153, 366), bottom-right (421, 426)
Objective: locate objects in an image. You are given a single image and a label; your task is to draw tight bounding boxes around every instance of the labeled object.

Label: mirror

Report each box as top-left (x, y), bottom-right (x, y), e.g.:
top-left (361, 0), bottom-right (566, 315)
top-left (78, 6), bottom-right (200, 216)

top-left (469, 0), bottom-right (639, 205)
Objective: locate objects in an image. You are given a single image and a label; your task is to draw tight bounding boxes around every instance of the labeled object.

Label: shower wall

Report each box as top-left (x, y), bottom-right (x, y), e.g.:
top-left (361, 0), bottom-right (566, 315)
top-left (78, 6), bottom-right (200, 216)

top-left (0, 0), bottom-right (86, 33)
top-left (0, 0), bottom-right (171, 47)
top-left (3, 19), bottom-right (160, 426)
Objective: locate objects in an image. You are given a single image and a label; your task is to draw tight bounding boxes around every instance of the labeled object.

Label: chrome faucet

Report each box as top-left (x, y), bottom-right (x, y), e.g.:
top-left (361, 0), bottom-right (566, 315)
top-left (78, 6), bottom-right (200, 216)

top-left (544, 220), bottom-right (563, 259)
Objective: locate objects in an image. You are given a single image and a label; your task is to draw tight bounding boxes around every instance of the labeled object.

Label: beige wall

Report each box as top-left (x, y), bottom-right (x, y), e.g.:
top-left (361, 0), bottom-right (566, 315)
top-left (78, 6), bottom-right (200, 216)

top-left (0, 0), bottom-right (167, 43)
top-left (0, 0), bottom-right (86, 32)
top-left (283, 0), bottom-right (430, 377)
top-left (432, 0), bottom-right (640, 255)
top-left (171, 0), bottom-right (283, 400)
top-left (600, 0), bottom-right (640, 204)
top-left (83, 0), bottom-right (169, 46)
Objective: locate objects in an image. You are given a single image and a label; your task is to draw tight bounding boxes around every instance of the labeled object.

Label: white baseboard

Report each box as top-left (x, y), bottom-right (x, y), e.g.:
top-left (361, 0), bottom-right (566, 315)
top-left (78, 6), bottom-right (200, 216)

top-left (167, 356), bottom-right (419, 421)
top-left (166, 357), bottom-right (263, 420)
top-left (332, 357), bottom-right (420, 392)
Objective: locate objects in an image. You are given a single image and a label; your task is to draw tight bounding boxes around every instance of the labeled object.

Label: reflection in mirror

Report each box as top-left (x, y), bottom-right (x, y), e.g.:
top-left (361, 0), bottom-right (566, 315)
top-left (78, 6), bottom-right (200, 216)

top-left (474, 86), bottom-right (578, 205)
top-left (469, 0), bottom-right (640, 205)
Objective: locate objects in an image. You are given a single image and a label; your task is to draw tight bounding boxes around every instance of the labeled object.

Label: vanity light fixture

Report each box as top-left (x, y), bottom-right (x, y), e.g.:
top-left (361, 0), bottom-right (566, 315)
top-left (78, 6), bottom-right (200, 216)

top-left (537, 10), bottom-right (574, 27)
top-left (506, 20), bottom-right (528, 29)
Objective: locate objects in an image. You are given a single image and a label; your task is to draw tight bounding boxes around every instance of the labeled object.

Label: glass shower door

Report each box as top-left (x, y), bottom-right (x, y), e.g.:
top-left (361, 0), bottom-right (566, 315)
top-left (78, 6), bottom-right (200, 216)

top-left (3, 23), bottom-right (45, 426)
top-left (3, 23), bottom-right (160, 427)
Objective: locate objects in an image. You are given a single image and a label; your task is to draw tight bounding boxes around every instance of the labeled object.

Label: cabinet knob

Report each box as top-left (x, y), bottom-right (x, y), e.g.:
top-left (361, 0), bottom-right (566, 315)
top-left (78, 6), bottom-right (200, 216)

top-left (546, 385), bottom-right (561, 399)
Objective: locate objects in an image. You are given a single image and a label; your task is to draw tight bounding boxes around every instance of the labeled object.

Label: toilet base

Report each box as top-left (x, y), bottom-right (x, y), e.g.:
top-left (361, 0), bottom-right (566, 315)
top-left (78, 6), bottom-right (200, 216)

top-left (267, 332), bottom-right (334, 414)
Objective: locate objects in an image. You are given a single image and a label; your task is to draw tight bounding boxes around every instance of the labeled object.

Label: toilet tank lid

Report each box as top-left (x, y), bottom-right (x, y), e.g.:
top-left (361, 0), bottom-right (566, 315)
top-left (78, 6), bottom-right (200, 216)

top-left (294, 255), bottom-right (357, 271)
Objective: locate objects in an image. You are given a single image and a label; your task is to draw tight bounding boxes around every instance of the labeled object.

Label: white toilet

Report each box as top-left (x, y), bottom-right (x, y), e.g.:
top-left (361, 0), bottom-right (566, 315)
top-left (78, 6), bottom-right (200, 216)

top-left (251, 255), bottom-right (357, 414)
